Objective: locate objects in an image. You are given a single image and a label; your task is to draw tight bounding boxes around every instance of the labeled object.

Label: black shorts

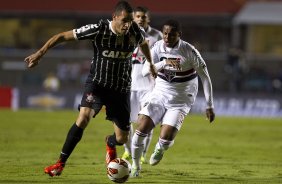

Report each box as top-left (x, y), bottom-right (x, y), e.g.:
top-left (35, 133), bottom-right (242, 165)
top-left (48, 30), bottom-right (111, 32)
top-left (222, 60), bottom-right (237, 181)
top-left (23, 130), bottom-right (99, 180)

top-left (80, 82), bottom-right (130, 131)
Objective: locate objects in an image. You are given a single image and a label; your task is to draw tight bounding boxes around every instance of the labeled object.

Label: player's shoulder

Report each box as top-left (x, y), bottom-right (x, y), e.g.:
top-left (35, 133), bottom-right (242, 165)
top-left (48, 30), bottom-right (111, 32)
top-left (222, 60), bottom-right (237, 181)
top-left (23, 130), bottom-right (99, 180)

top-left (151, 39), bottom-right (163, 49)
top-left (82, 19), bottom-right (108, 30)
top-left (179, 40), bottom-right (203, 57)
top-left (180, 40), bottom-right (194, 50)
top-left (148, 26), bottom-right (162, 37)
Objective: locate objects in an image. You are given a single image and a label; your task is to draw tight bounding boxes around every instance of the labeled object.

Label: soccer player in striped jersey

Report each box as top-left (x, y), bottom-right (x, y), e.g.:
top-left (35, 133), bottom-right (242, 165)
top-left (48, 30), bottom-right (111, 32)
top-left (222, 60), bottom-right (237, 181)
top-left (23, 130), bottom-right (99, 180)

top-left (24, 1), bottom-right (157, 177)
top-left (130, 19), bottom-right (215, 177)
top-left (121, 6), bottom-right (162, 164)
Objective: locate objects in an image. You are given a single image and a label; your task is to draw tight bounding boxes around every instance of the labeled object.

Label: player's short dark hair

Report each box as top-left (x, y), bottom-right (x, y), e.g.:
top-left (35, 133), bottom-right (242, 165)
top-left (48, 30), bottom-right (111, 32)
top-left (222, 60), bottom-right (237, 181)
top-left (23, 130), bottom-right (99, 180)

top-left (134, 6), bottom-right (150, 17)
top-left (134, 6), bottom-right (149, 13)
top-left (163, 19), bottom-right (182, 33)
top-left (114, 1), bottom-right (133, 15)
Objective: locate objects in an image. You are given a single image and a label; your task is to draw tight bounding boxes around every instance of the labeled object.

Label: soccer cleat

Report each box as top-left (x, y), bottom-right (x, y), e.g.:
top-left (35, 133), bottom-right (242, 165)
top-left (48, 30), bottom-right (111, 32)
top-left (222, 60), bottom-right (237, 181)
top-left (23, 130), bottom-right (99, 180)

top-left (149, 148), bottom-right (164, 166)
top-left (130, 167), bottom-right (141, 178)
top-left (140, 156), bottom-right (147, 164)
top-left (105, 136), bottom-right (117, 164)
top-left (121, 151), bottom-right (131, 161)
top-left (44, 160), bottom-right (65, 177)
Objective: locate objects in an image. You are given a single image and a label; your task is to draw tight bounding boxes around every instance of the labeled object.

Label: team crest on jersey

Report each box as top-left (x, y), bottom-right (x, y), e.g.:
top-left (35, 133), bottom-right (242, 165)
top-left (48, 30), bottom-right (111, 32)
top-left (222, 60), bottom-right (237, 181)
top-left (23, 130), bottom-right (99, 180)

top-left (163, 69), bottom-right (176, 82)
top-left (86, 93), bottom-right (95, 103)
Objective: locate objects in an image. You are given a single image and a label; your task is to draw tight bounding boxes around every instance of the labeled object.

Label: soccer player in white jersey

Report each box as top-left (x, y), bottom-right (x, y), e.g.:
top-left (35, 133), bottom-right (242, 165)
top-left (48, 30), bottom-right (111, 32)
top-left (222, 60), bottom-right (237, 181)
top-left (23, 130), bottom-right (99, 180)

top-left (121, 6), bottom-right (162, 164)
top-left (130, 19), bottom-right (215, 177)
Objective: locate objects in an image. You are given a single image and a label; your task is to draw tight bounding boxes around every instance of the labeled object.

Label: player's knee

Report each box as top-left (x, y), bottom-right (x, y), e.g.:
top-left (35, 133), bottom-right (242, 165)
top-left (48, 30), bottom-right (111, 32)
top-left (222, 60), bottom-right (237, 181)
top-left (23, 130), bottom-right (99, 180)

top-left (76, 113), bottom-right (92, 128)
top-left (136, 115), bottom-right (154, 134)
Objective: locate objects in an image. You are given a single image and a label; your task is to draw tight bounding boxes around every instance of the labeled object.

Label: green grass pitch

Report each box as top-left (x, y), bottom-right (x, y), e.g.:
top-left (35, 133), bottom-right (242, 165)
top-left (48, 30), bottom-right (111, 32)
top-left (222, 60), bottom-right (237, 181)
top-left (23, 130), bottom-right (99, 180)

top-left (0, 109), bottom-right (281, 184)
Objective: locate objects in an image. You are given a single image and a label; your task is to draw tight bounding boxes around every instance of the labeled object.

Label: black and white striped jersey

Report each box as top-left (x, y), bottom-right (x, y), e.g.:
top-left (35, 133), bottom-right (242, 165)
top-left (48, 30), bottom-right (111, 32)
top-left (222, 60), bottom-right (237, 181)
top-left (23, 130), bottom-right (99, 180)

top-left (73, 19), bottom-right (145, 93)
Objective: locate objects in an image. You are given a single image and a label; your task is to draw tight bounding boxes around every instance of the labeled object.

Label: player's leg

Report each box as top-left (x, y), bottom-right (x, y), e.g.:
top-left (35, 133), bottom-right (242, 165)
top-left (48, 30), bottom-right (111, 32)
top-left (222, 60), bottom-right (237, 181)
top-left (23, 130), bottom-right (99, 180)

top-left (44, 82), bottom-right (100, 177)
top-left (106, 123), bottom-right (129, 164)
top-left (150, 109), bottom-right (185, 166)
top-left (149, 124), bottom-right (177, 166)
top-left (131, 97), bottom-right (165, 177)
top-left (44, 107), bottom-right (95, 176)
top-left (141, 129), bottom-right (153, 164)
top-left (131, 114), bottom-right (155, 177)
top-left (121, 123), bottom-right (133, 160)
top-left (122, 91), bottom-right (138, 160)
top-left (138, 89), bottom-right (154, 164)
top-left (105, 90), bottom-right (131, 164)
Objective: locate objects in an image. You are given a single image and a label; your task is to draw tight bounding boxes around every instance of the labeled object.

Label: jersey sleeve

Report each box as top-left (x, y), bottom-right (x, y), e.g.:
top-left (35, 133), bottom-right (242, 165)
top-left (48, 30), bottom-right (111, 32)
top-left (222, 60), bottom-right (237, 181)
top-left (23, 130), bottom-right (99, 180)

top-left (190, 47), bottom-right (214, 108)
top-left (73, 22), bottom-right (101, 40)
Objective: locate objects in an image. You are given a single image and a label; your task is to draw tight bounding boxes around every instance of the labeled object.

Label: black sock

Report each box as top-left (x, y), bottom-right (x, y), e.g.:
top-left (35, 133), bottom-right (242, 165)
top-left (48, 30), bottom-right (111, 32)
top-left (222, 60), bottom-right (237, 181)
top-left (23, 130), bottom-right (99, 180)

top-left (107, 133), bottom-right (123, 148)
top-left (60, 123), bottom-right (84, 163)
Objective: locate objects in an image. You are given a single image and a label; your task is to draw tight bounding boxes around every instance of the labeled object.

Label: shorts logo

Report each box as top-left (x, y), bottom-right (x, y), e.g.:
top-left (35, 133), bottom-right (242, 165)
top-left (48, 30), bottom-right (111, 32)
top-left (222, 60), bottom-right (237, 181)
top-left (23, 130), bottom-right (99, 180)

top-left (143, 102), bottom-right (149, 108)
top-left (178, 113), bottom-right (185, 124)
top-left (86, 93), bottom-right (95, 103)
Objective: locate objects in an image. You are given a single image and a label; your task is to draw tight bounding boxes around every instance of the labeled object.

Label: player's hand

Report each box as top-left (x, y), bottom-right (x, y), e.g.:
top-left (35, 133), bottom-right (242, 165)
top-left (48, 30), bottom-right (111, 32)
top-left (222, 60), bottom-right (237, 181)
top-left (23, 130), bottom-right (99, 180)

top-left (149, 64), bottom-right (157, 78)
top-left (166, 59), bottom-right (182, 71)
top-left (24, 51), bottom-right (42, 68)
top-left (206, 108), bottom-right (215, 123)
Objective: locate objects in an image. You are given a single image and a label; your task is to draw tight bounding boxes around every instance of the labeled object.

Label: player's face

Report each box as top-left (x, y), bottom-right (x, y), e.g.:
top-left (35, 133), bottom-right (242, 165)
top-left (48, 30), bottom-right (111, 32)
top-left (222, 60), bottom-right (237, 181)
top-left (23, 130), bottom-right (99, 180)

top-left (134, 11), bottom-right (149, 29)
top-left (162, 25), bottom-right (181, 48)
top-left (112, 10), bottom-right (133, 35)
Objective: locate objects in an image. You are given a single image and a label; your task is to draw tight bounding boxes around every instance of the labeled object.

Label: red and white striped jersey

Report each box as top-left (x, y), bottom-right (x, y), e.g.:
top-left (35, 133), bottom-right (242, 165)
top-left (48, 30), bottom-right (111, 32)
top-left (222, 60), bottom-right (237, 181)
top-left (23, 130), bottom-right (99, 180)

top-left (131, 26), bottom-right (162, 91)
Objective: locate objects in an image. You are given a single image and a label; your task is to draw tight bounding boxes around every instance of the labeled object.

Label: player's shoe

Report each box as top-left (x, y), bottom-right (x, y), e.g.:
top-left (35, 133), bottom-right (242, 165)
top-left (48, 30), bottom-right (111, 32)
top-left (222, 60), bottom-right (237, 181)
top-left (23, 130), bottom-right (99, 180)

top-left (140, 156), bottom-right (147, 164)
top-left (149, 148), bottom-right (164, 166)
top-left (121, 151), bottom-right (131, 161)
top-left (130, 166), bottom-right (141, 178)
top-left (44, 160), bottom-right (65, 177)
top-left (105, 137), bottom-right (117, 164)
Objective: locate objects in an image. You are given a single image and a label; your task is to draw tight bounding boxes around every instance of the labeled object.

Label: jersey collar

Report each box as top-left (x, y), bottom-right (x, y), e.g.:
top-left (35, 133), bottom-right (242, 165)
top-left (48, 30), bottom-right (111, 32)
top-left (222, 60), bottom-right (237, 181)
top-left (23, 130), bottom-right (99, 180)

top-left (108, 20), bottom-right (118, 35)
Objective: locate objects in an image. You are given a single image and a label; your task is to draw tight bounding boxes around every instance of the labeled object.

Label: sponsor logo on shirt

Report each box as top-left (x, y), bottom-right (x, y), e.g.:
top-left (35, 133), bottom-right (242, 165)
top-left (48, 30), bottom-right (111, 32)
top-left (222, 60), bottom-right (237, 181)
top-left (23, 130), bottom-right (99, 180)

top-left (102, 50), bottom-right (133, 59)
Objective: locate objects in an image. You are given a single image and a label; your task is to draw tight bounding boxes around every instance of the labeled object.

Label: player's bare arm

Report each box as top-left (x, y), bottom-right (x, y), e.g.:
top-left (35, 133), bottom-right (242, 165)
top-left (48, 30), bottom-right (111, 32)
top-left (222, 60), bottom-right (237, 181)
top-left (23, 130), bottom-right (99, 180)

top-left (139, 40), bottom-right (157, 78)
top-left (24, 30), bottom-right (75, 68)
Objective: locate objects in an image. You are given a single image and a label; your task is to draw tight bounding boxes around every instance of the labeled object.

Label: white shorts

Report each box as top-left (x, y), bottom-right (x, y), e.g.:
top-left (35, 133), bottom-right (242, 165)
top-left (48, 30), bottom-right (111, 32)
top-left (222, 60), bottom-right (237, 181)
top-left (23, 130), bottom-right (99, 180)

top-left (139, 91), bottom-right (194, 130)
top-left (130, 90), bottom-right (151, 123)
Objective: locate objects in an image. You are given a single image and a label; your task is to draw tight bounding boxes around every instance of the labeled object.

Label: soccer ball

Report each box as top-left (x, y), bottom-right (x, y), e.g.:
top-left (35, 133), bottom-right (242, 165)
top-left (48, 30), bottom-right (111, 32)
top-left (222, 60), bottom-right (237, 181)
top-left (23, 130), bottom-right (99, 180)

top-left (107, 158), bottom-right (131, 183)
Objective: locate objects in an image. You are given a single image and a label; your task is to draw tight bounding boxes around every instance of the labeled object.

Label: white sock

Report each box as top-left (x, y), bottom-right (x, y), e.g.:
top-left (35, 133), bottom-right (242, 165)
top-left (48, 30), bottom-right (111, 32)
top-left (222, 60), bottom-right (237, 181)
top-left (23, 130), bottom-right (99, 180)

top-left (131, 130), bottom-right (147, 169)
top-left (143, 129), bottom-right (153, 158)
top-left (123, 124), bottom-right (134, 155)
top-left (157, 137), bottom-right (174, 151)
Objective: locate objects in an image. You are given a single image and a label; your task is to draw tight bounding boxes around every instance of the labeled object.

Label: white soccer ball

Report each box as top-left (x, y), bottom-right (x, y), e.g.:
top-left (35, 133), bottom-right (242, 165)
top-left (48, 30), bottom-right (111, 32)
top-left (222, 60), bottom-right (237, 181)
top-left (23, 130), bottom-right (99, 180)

top-left (107, 158), bottom-right (131, 183)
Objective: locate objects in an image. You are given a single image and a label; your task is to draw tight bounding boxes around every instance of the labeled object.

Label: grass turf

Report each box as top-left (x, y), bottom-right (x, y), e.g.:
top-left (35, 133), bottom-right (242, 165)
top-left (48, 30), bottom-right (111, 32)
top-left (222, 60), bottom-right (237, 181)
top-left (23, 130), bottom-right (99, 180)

top-left (0, 109), bottom-right (281, 184)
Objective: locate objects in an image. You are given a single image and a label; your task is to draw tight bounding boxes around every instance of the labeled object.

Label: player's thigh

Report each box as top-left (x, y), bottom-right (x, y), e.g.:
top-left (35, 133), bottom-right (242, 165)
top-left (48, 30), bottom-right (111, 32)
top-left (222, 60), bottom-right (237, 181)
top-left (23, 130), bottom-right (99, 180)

top-left (104, 91), bottom-right (131, 132)
top-left (80, 81), bottom-right (103, 116)
top-left (162, 109), bottom-right (187, 131)
top-left (139, 100), bottom-right (165, 126)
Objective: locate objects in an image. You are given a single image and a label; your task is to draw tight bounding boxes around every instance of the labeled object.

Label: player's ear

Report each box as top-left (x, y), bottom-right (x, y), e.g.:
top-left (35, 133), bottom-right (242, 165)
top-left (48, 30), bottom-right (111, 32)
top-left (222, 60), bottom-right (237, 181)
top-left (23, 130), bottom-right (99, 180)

top-left (112, 13), bottom-right (116, 20)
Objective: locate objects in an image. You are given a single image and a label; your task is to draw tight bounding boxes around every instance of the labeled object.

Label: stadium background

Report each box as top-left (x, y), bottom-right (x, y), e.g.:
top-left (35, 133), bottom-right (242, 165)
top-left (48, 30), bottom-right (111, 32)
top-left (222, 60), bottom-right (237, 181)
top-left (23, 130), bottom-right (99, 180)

top-left (0, 0), bottom-right (281, 117)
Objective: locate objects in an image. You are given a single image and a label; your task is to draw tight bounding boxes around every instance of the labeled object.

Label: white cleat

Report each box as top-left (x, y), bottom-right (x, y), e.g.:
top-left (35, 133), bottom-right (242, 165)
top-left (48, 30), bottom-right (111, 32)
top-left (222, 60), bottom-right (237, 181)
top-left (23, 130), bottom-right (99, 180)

top-left (149, 148), bottom-right (164, 166)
